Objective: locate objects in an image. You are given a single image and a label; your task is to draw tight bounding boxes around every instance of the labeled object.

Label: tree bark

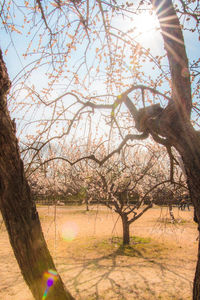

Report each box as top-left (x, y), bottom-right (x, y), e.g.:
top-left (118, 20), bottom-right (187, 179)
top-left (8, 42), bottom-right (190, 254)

top-left (182, 140), bottom-right (200, 300)
top-left (194, 234), bottom-right (200, 299)
top-left (120, 213), bottom-right (130, 245)
top-left (0, 50), bottom-right (74, 299)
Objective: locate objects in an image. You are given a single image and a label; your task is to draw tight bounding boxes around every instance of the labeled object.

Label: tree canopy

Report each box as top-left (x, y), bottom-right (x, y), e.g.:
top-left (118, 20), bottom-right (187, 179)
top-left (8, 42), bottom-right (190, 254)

top-left (1, 0), bottom-right (199, 159)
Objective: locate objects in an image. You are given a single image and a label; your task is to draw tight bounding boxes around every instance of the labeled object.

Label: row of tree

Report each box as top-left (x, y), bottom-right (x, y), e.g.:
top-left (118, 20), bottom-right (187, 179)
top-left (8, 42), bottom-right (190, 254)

top-left (28, 141), bottom-right (188, 244)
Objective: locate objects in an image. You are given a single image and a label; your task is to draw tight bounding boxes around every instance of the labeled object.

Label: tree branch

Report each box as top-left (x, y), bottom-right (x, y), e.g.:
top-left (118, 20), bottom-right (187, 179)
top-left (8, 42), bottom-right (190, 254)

top-left (27, 132), bottom-right (150, 177)
top-left (36, 0), bottom-right (53, 36)
top-left (128, 204), bottom-right (152, 224)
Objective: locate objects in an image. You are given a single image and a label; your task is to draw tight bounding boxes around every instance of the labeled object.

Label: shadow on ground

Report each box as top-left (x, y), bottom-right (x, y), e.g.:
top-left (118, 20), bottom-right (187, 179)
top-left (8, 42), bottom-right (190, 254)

top-left (57, 237), bottom-right (193, 300)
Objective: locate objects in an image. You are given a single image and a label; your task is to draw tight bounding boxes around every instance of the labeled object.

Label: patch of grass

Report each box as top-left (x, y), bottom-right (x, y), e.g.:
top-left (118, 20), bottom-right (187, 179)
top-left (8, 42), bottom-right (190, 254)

top-left (108, 236), bottom-right (165, 258)
top-left (68, 235), bottom-right (169, 260)
top-left (36, 204), bottom-right (45, 207)
top-left (38, 214), bottom-right (53, 222)
top-left (110, 235), bottom-right (150, 244)
top-left (65, 208), bottom-right (110, 216)
top-left (65, 209), bottom-right (102, 215)
top-left (158, 217), bottom-right (189, 225)
top-left (132, 235), bottom-right (151, 244)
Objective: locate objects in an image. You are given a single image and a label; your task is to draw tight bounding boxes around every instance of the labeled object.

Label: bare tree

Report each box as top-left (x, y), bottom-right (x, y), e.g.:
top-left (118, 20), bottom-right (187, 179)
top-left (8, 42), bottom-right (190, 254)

top-left (84, 150), bottom-right (155, 245)
top-left (66, 144), bottom-right (184, 245)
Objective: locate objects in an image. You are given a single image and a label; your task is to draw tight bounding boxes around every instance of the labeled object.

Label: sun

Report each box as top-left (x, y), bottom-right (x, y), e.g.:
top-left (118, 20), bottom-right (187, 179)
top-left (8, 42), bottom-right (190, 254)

top-left (133, 11), bottom-right (160, 38)
top-left (113, 9), bottom-right (160, 46)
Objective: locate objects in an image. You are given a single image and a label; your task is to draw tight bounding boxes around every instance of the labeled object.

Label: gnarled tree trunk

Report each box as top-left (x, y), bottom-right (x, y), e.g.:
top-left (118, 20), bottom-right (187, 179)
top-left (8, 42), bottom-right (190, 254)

top-left (0, 50), bottom-right (74, 299)
top-left (151, 1), bottom-right (200, 299)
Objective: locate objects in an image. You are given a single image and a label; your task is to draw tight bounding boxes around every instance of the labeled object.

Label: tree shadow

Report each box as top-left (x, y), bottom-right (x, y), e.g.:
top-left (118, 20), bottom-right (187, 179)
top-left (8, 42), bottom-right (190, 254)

top-left (57, 238), bottom-right (193, 299)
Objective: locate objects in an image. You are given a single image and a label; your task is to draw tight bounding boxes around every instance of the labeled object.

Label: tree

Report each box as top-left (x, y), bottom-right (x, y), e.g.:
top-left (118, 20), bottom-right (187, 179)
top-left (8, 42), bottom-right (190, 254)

top-left (66, 143), bottom-right (185, 245)
top-left (84, 148), bottom-right (154, 245)
top-left (148, 2), bottom-right (200, 298)
top-left (0, 51), bottom-right (74, 300)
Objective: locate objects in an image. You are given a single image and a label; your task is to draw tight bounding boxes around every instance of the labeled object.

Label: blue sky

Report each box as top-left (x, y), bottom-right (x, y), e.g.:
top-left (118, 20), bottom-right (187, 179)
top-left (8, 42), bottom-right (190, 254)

top-left (1, 0), bottom-right (199, 141)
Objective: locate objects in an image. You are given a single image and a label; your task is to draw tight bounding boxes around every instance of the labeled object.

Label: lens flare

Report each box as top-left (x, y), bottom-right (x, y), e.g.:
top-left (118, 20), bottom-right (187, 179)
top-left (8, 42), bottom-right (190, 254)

top-left (61, 221), bottom-right (79, 241)
top-left (42, 269), bottom-right (58, 299)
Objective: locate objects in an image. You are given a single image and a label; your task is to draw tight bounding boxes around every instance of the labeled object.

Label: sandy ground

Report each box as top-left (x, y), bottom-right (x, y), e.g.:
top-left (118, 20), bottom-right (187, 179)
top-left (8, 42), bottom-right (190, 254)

top-left (0, 205), bottom-right (198, 299)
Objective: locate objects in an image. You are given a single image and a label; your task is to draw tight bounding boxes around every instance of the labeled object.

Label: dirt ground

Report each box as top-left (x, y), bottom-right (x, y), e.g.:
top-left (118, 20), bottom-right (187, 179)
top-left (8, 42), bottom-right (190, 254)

top-left (0, 205), bottom-right (198, 299)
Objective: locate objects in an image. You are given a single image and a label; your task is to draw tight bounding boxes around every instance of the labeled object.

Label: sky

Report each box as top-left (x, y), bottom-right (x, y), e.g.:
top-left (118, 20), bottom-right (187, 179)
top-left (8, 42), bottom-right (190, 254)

top-left (1, 0), bottom-right (199, 144)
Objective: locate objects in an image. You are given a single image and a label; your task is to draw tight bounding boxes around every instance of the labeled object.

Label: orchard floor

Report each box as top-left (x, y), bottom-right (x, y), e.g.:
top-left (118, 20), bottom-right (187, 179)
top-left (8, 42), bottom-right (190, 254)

top-left (0, 205), bottom-right (198, 300)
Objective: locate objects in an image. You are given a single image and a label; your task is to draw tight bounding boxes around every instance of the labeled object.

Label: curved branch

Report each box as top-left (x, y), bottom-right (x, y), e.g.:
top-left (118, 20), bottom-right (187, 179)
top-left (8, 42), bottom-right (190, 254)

top-left (27, 132), bottom-right (149, 177)
top-left (82, 84), bottom-right (172, 114)
top-left (128, 204), bottom-right (152, 224)
top-left (122, 84), bottom-right (172, 102)
top-left (99, 132), bottom-right (149, 165)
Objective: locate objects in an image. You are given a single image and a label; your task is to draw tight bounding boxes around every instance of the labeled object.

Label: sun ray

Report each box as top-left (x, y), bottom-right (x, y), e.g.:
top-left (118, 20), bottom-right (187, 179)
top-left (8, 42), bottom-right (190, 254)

top-left (159, 15), bottom-right (179, 23)
top-left (159, 23), bottom-right (181, 29)
top-left (153, 0), bottom-right (179, 26)
top-left (161, 29), bottom-right (184, 45)
top-left (153, 0), bottom-right (170, 16)
top-left (164, 41), bottom-right (188, 68)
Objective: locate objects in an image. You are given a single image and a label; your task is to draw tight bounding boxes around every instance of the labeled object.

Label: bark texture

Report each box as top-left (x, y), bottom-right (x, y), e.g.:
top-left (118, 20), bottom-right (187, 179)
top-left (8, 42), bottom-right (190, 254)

top-left (0, 50), bottom-right (74, 299)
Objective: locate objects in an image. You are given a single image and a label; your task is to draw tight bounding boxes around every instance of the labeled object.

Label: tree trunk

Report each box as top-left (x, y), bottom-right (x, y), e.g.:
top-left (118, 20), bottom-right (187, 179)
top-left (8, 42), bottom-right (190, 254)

top-left (181, 140), bottom-right (200, 300)
top-left (151, 1), bottom-right (200, 299)
top-left (194, 234), bottom-right (200, 299)
top-left (0, 50), bottom-right (74, 299)
top-left (120, 213), bottom-right (130, 245)
top-left (168, 204), bottom-right (175, 223)
top-left (85, 197), bottom-right (89, 211)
